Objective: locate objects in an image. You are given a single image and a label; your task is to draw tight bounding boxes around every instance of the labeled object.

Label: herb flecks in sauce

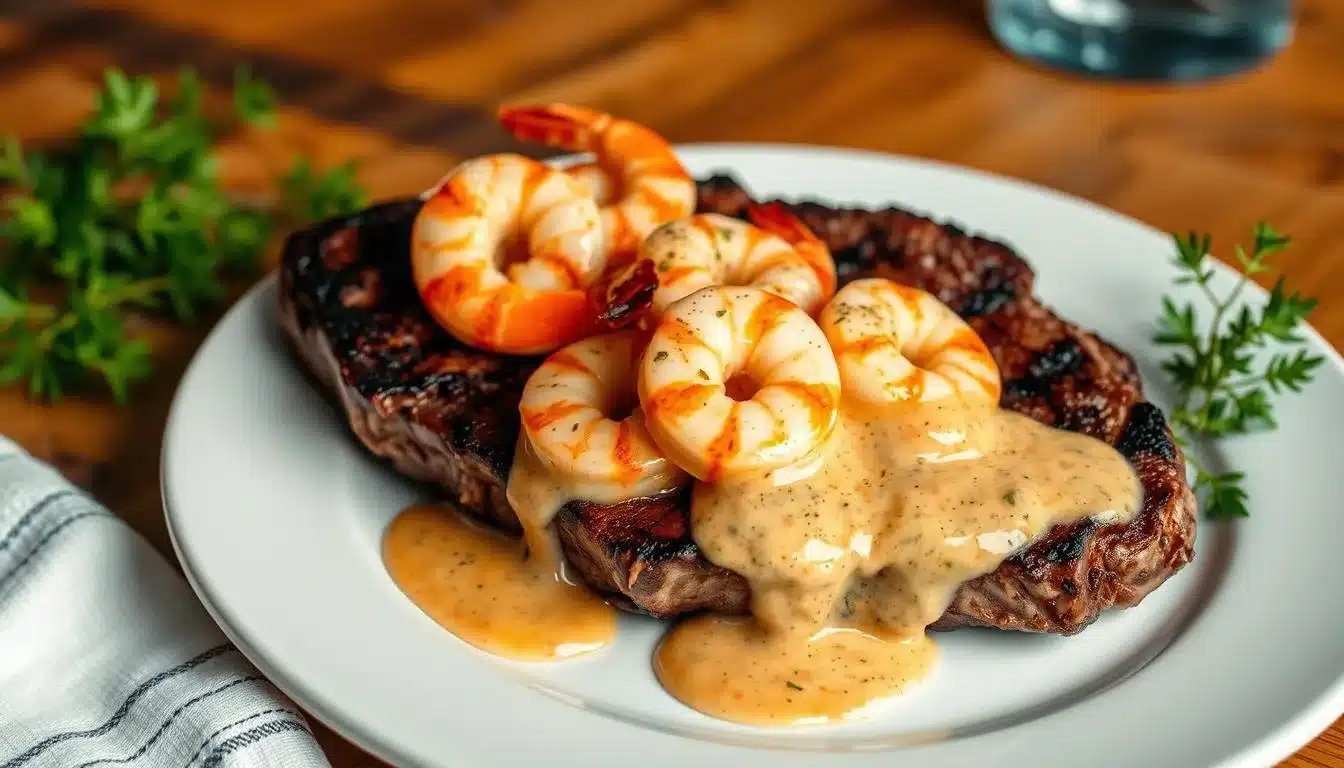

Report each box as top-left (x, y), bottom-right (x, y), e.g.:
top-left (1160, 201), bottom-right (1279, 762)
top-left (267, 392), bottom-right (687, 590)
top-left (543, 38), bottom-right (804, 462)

top-left (658, 398), bottom-right (1141, 725)
top-left (385, 422), bottom-right (684, 661)
top-left (656, 616), bottom-right (936, 726)
top-left (384, 289), bottom-right (1143, 725)
top-left (383, 505), bottom-right (615, 661)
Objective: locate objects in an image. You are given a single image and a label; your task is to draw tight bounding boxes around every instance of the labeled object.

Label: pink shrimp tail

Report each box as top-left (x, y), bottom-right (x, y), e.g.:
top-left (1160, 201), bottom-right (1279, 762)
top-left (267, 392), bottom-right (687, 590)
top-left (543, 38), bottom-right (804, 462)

top-left (497, 104), bottom-right (608, 152)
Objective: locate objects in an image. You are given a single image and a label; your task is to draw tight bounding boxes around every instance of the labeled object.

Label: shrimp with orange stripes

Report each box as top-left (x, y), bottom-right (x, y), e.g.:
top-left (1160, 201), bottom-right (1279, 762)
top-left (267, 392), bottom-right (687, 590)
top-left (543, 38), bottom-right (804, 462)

top-left (818, 278), bottom-right (1001, 410)
top-left (411, 153), bottom-right (604, 355)
top-left (518, 331), bottom-right (687, 501)
top-left (497, 104), bottom-right (695, 261)
top-left (638, 286), bottom-right (841, 482)
top-left (562, 162), bottom-right (615, 204)
top-left (636, 202), bottom-right (837, 316)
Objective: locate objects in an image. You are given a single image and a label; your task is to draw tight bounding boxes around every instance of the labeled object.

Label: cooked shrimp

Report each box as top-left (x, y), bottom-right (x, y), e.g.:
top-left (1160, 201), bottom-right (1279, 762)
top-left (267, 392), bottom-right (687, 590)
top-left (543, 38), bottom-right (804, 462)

top-left (818, 278), bottom-right (1001, 408)
top-left (520, 331), bottom-right (687, 498)
top-left (497, 104), bottom-right (695, 260)
top-left (638, 286), bottom-right (840, 482)
top-left (562, 162), bottom-right (613, 202)
top-left (412, 153), bottom-right (604, 355)
top-left (637, 204), bottom-right (837, 315)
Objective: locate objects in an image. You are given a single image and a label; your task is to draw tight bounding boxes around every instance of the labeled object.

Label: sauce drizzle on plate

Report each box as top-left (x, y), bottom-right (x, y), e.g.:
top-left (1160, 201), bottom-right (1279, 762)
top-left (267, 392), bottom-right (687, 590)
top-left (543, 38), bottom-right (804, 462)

top-left (656, 615), bottom-right (937, 726)
top-left (383, 504), bottom-right (615, 661)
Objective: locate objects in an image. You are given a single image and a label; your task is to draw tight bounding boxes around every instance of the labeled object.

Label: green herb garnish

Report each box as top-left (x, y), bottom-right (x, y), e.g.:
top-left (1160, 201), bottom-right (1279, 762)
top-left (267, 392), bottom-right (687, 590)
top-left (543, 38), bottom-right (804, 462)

top-left (281, 157), bottom-right (366, 222)
top-left (0, 67), bottom-right (367, 402)
top-left (785, 681), bottom-right (804, 691)
top-left (1155, 222), bottom-right (1322, 519)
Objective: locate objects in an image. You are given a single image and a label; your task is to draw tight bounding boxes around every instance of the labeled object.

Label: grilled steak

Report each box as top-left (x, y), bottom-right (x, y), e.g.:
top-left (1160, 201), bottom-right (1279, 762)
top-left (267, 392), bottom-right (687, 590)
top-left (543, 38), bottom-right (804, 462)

top-left (278, 176), bottom-right (1196, 635)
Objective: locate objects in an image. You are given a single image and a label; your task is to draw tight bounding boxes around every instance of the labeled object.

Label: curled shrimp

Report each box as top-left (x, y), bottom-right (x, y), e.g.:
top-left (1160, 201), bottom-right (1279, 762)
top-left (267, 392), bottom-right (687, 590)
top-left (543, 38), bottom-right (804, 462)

top-left (412, 153), bottom-right (604, 355)
top-left (818, 278), bottom-right (1001, 409)
top-left (637, 203), bottom-right (837, 315)
top-left (638, 286), bottom-right (840, 482)
top-left (497, 104), bottom-right (695, 261)
top-left (520, 331), bottom-right (687, 498)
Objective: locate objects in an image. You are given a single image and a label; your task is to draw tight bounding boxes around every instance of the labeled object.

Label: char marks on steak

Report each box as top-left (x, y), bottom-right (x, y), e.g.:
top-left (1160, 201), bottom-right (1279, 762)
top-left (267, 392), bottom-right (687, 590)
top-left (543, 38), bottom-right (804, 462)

top-left (278, 176), bottom-right (1196, 635)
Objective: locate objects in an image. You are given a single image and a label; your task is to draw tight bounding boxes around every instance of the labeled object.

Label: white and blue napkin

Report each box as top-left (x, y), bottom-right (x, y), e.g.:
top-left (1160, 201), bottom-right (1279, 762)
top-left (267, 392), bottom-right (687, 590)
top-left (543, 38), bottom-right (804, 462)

top-left (0, 437), bottom-right (331, 768)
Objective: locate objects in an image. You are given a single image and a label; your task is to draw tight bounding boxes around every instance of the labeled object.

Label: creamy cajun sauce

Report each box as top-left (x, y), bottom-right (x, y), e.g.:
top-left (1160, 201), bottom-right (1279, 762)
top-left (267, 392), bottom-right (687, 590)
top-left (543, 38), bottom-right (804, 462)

top-left (656, 616), bottom-right (936, 726)
top-left (383, 504), bottom-right (615, 660)
top-left (384, 297), bottom-right (1142, 721)
top-left (382, 437), bottom-right (629, 661)
top-left (656, 400), bottom-right (1142, 725)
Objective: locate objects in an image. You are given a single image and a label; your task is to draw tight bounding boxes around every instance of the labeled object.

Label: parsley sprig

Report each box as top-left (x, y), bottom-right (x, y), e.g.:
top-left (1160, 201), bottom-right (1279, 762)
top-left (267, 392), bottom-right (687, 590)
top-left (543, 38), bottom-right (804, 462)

top-left (1155, 223), bottom-right (1323, 518)
top-left (0, 68), bottom-right (367, 402)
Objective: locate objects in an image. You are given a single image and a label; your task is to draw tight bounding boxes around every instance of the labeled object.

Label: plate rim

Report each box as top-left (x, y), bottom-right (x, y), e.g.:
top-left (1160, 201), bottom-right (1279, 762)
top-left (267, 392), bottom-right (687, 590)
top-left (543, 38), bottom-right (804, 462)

top-left (163, 143), bottom-right (1344, 768)
top-left (162, 481), bottom-right (414, 767)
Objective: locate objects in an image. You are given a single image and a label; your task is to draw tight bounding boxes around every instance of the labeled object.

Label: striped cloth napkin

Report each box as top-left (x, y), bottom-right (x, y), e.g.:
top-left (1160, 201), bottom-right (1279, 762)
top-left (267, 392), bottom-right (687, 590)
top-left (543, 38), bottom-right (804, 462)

top-left (0, 436), bottom-right (330, 768)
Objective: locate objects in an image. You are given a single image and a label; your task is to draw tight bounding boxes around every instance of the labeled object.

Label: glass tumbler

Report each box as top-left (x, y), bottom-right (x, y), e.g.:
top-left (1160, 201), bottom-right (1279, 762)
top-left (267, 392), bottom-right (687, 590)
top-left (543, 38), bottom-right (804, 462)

top-left (987, 0), bottom-right (1295, 82)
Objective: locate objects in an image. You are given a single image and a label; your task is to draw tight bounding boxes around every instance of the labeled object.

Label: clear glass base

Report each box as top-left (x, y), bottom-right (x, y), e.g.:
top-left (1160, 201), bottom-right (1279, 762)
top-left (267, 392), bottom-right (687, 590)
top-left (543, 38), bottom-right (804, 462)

top-left (987, 0), bottom-right (1294, 82)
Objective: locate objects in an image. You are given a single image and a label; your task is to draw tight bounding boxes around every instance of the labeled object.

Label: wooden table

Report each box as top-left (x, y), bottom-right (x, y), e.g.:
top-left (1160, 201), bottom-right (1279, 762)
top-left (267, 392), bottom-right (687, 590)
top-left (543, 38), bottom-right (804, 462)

top-left (1, 0), bottom-right (1340, 765)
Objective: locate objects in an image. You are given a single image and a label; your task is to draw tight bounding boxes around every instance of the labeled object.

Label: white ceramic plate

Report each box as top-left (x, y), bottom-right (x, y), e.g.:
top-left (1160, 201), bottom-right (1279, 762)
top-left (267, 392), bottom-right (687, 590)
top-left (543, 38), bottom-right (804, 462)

top-left (163, 146), bottom-right (1344, 768)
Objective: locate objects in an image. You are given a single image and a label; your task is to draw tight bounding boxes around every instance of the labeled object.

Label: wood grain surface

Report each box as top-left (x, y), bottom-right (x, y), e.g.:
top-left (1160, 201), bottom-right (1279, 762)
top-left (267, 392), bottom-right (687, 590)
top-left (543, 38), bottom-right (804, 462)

top-left (1, 1), bottom-right (1340, 765)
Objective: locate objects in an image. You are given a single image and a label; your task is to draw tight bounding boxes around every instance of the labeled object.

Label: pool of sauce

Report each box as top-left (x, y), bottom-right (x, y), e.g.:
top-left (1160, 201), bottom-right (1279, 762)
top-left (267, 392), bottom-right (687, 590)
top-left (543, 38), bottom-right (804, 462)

top-left (383, 504), bottom-right (615, 661)
top-left (382, 438), bottom-right (626, 661)
top-left (656, 616), bottom-right (936, 726)
top-left (656, 399), bottom-right (1142, 725)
